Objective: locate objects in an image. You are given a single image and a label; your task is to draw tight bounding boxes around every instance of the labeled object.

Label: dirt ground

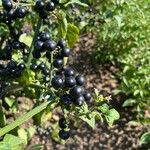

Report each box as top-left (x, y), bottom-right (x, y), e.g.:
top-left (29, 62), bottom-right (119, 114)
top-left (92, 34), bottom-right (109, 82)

top-left (28, 34), bottom-right (149, 150)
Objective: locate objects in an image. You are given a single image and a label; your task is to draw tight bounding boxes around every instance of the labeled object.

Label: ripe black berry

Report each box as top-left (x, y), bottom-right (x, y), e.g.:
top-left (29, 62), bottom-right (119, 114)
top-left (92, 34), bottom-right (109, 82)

top-left (64, 67), bottom-right (75, 77)
top-left (76, 75), bottom-right (85, 86)
top-left (53, 59), bottom-right (63, 68)
top-left (42, 68), bottom-right (49, 75)
top-left (83, 90), bottom-right (91, 101)
top-left (65, 76), bottom-right (76, 88)
top-left (34, 0), bottom-right (44, 12)
top-left (32, 50), bottom-right (41, 59)
top-left (30, 64), bottom-right (38, 71)
top-left (2, 0), bottom-right (13, 11)
top-left (76, 96), bottom-right (85, 106)
top-left (13, 41), bottom-right (20, 49)
top-left (52, 75), bottom-right (64, 89)
top-left (59, 130), bottom-right (70, 140)
top-left (40, 32), bottom-right (50, 42)
top-left (7, 60), bottom-right (17, 69)
top-left (61, 48), bottom-right (71, 57)
top-left (34, 40), bottom-right (44, 52)
top-left (46, 1), bottom-right (55, 12)
top-left (15, 7), bottom-right (27, 18)
top-left (59, 118), bottom-right (67, 129)
top-left (70, 86), bottom-right (83, 97)
top-left (18, 63), bottom-right (26, 70)
top-left (57, 39), bottom-right (66, 49)
top-left (44, 40), bottom-right (57, 51)
top-left (39, 10), bottom-right (48, 19)
top-left (60, 94), bottom-right (73, 105)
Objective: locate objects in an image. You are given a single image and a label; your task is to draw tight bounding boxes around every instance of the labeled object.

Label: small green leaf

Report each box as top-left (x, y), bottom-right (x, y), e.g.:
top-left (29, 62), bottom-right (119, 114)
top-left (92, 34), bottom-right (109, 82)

top-left (98, 103), bottom-right (109, 114)
top-left (58, 10), bottom-right (68, 38)
top-left (19, 33), bottom-right (32, 47)
top-left (0, 142), bottom-right (11, 150)
top-left (79, 113), bottom-right (96, 129)
top-left (5, 97), bottom-right (15, 107)
top-left (123, 99), bottom-right (137, 107)
top-left (66, 23), bottom-right (79, 48)
top-left (140, 132), bottom-right (150, 145)
top-left (18, 129), bottom-right (28, 144)
top-left (105, 109), bottom-right (120, 126)
top-left (3, 134), bottom-right (25, 150)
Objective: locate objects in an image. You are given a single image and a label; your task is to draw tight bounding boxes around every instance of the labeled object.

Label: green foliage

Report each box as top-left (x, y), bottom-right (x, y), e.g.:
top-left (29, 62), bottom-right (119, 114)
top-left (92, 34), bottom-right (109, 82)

top-left (93, 0), bottom-right (150, 121)
top-left (140, 132), bottom-right (150, 147)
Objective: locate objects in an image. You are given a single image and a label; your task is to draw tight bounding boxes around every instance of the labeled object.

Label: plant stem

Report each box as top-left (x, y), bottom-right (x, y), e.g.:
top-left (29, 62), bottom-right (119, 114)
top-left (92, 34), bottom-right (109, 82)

top-left (49, 52), bottom-right (53, 86)
top-left (27, 18), bottom-right (42, 67)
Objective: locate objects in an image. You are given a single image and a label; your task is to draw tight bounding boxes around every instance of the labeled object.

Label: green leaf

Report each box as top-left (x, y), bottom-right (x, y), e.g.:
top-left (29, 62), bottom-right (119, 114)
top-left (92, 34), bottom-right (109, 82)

top-left (98, 103), bottom-right (110, 114)
top-left (5, 97), bottom-right (15, 107)
top-left (66, 23), bottom-right (79, 48)
top-left (19, 33), bottom-right (32, 47)
top-left (18, 129), bottom-right (28, 144)
top-left (26, 127), bottom-right (36, 141)
top-left (3, 134), bottom-right (25, 150)
top-left (64, 0), bottom-right (88, 7)
top-left (123, 99), bottom-right (137, 107)
top-left (0, 142), bottom-right (11, 150)
top-left (140, 132), bottom-right (150, 145)
top-left (79, 113), bottom-right (96, 129)
top-left (105, 109), bottom-right (120, 126)
top-left (58, 10), bottom-right (68, 38)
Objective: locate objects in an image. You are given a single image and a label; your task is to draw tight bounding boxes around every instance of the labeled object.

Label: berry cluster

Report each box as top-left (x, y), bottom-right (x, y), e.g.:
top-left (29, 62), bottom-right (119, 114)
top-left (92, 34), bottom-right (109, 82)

top-left (0, 60), bottom-right (25, 78)
top-left (58, 117), bottom-right (70, 140)
top-left (34, 0), bottom-right (59, 19)
top-left (0, 0), bottom-right (27, 24)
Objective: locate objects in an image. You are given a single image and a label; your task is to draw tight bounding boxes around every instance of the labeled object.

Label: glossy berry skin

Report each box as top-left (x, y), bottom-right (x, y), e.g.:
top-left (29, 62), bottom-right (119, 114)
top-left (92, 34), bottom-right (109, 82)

top-left (30, 64), bottom-right (38, 71)
top-left (52, 76), bottom-right (64, 89)
top-left (40, 32), bottom-right (50, 42)
top-left (44, 40), bottom-right (57, 51)
top-left (42, 68), bottom-right (49, 75)
top-left (7, 61), bottom-right (17, 69)
top-left (65, 76), bottom-right (76, 88)
top-left (83, 91), bottom-right (91, 101)
top-left (32, 50), bottom-right (41, 59)
top-left (60, 94), bottom-right (73, 105)
top-left (2, 0), bottom-right (12, 11)
top-left (13, 41), bottom-right (20, 49)
top-left (64, 67), bottom-right (75, 77)
top-left (15, 7), bottom-right (27, 18)
top-left (34, 40), bottom-right (44, 52)
top-left (18, 63), bottom-right (25, 70)
top-left (38, 62), bottom-right (46, 70)
top-left (52, 0), bottom-right (59, 4)
top-left (76, 95), bottom-right (85, 106)
top-left (70, 86), bottom-right (83, 98)
top-left (34, 0), bottom-right (44, 12)
top-left (76, 75), bottom-right (85, 86)
top-left (59, 130), bottom-right (70, 140)
top-left (57, 39), bottom-right (66, 49)
top-left (59, 118), bottom-right (67, 129)
top-left (46, 1), bottom-right (55, 12)
top-left (61, 48), bottom-right (71, 57)
top-left (53, 59), bottom-right (63, 68)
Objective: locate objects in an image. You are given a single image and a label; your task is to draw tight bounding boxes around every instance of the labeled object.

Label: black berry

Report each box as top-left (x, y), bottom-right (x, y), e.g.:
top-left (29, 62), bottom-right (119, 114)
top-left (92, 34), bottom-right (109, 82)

top-left (59, 130), bottom-right (70, 140)
top-left (57, 39), bottom-right (66, 49)
top-left (61, 48), bottom-right (71, 57)
top-left (52, 75), bottom-right (64, 89)
top-left (40, 32), bottom-right (50, 42)
top-left (60, 94), bottom-right (73, 105)
top-left (65, 76), bottom-right (76, 88)
top-left (44, 40), bottom-right (57, 51)
top-left (70, 86), bottom-right (83, 97)
top-left (64, 67), bottom-right (75, 77)
top-left (2, 0), bottom-right (12, 11)
top-left (76, 75), bottom-right (85, 86)
top-left (15, 7), bottom-right (27, 18)
top-left (53, 59), bottom-right (63, 68)
top-left (46, 1), bottom-right (55, 12)
top-left (34, 0), bottom-right (44, 12)
top-left (59, 118), bottom-right (67, 129)
top-left (76, 96), bottom-right (85, 106)
top-left (32, 50), bottom-right (41, 59)
top-left (83, 90), bottom-right (91, 101)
